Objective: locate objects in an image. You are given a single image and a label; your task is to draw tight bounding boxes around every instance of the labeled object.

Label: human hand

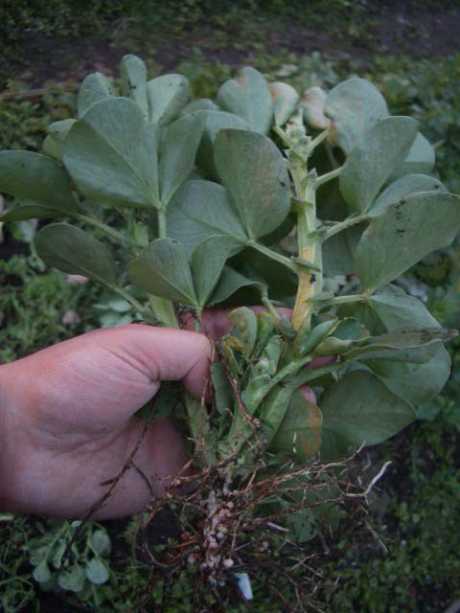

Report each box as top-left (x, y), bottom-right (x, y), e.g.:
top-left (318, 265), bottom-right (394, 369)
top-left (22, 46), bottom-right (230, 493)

top-left (0, 311), bottom-right (326, 520)
top-left (0, 324), bottom-right (211, 519)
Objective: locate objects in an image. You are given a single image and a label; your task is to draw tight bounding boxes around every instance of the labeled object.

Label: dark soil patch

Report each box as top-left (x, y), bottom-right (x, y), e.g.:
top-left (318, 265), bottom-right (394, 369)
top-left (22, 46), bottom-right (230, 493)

top-left (376, 6), bottom-right (460, 57)
top-left (14, 35), bottom-right (128, 87)
top-left (3, 6), bottom-right (460, 90)
top-left (0, 236), bottom-right (27, 260)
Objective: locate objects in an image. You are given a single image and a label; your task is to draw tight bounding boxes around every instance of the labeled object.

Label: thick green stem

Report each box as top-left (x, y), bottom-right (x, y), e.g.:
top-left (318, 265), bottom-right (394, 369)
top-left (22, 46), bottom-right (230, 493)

top-left (291, 164), bottom-right (322, 331)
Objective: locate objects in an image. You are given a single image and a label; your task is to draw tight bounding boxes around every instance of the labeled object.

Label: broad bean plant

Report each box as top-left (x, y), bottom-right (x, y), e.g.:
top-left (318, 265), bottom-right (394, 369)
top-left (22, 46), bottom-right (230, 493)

top-left (1, 55), bottom-right (459, 471)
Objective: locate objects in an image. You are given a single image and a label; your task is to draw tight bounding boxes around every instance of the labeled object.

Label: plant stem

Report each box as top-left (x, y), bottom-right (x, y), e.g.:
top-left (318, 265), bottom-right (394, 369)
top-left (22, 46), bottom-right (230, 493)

top-left (322, 213), bottom-right (369, 241)
top-left (291, 163), bottom-right (322, 331)
top-left (148, 207), bottom-right (179, 327)
top-left (327, 293), bottom-right (369, 306)
top-left (249, 241), bottom-right (298, 273)
top-left (260, 290), bottom-right (281, 321)
top-left (75, 214), bottom-right (129, 247)
top-left (308, 129), bottom-right (329, 152)
top-left (111, 285), bottom-right (148, 314)
top-left (158, 208), bottom-right (167, 239)
top-left (315, 164), bottom-right (344, 188)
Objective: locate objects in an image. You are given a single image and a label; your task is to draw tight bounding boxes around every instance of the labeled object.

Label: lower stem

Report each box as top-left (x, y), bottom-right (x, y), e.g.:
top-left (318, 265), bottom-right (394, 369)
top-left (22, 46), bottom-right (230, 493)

top-left (149, 208), bottom-right (178, 327)
top-left (291, 168), bottom-right (322, 331)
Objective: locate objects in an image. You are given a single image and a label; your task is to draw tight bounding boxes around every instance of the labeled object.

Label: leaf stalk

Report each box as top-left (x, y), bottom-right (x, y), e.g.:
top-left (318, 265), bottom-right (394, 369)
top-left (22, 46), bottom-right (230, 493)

top-left (322, 213), bottom-right (369, 241)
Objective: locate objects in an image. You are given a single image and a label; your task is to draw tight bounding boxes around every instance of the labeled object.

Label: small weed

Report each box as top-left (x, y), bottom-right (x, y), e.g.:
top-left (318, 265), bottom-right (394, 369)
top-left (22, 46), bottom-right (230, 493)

top-left (0, 255), bottom-right (100, 362)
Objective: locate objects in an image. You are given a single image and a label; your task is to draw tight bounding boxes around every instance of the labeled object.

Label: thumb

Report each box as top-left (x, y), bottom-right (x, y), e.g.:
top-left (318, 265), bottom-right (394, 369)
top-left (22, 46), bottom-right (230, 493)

top-left (119, 324), bottom-right (212, 398)
top-left (2, 324), bottom-right (212, 430)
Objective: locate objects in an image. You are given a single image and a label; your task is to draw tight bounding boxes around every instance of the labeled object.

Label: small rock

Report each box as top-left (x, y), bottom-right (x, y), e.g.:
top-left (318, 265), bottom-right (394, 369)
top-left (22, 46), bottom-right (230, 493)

top-left (65, 274), bottom-right (88, 285)
top-left (62, 310), bottom-right (81, 325)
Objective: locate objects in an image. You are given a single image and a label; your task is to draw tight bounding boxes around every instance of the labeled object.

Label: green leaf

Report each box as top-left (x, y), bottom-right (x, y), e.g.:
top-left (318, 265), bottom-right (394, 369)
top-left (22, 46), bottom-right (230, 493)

top-left (29, 545), bottom-right (50, 567)
top-left (64, 97), bottom-right (159, 209)
top-left (392, 132), bottom-right (435, 178)
top-left (77, 72), bottom-right (114, 117)
top-left (193, 109), bottom-right (250, 179)
top-left (90, 529), bottom-right (111, 556)
top-left (208, 266), bottom-right (262, 306)
top-left (270, 390), bottom-right (322, 461)
top-left (340, 116), bottom-right (418, 213)
top-left (325, 77), bottom-right (389, 153)
top-left (191, 236), bottom-right (237, 307)
top-left (120, 54), bottom-right (149, 118)
top-left (320, 371), bottom-right (415, 461)
top-left (182, 99), bottom-right (219, 114)
top-left (51, 541), bottom-right (67, 570)
top-left (362, 292), bottom-right (450, 408)
top-left (159, 113), bottom-right (204, 206)
top-left (214, 129), bottom-right (290, 240)
top-left (342, 284), bottom-right (446, 363)
top-left (257, 383), bottom-right (296, 442)
top-left (269, 81), bottom-right (299, 127)
top-left (1, 204), bottom-right (65, 221)
top-left (211, 362), bottom-right (233, 415)
top-left (369, 173), bottom-right (447, 217)
top-left (35, 223), bottom-right (116, 284)
top-left (58, 565), bottom-right (86, 592)
top-left (344, 328), bottom-right (454, 362)
top-left (147, 74), bottom-right (190, 125)
top-left (368, 284), bottom-right (446, 331)
top-left (48, 118), bottom-right (76, 143)
top-left (129, 238), bottom-right (196, 304)
top-left (0, 150), bottom-right (77, 212)
top-left (217, 67), bottom-right (273, 134)
top-left (295, 318), bottom-right (339, 356)
top-left (355, 191), bottom-right (460, 291)
top-left (43, 119), bottom-right (77, 161)
top-left (42, 134), bottom-right (62, 160)
top-left (33, 560), bottom-right (52, 584)
top-left (166, 179), bottom-right (247, 255)
top-left (228, 307), bottom-right (258, 357)
top-left (365, 344), bottom-right (451, 409)
top-left (322, 224), bottom-right (364, 276)
top-left (85, 558), bottom-right (110, 585)
top-left (286, 508), bottom-right (316, 543)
